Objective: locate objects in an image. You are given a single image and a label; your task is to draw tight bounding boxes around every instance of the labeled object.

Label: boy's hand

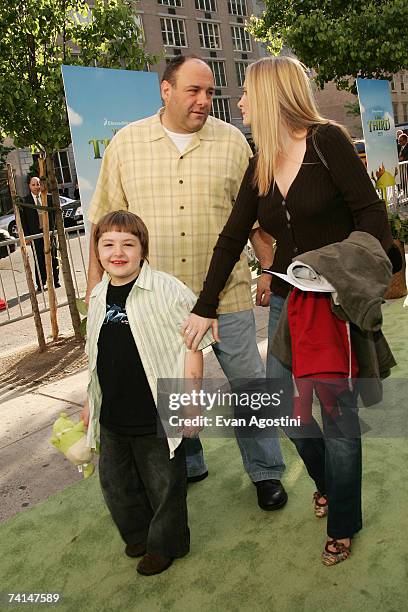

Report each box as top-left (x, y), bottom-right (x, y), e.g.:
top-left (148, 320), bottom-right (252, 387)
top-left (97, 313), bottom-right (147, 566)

top-left (181, 314), bottom-right (219, 351)
top-left (80, 400), bottom-right (90, 428)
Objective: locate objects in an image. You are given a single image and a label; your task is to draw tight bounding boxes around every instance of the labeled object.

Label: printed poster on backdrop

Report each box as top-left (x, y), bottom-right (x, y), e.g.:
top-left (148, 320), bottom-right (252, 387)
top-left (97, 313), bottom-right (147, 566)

top-left (356, 78), bottom-right (399, 202)
top-left (61, 65), bottom-right (162, 233)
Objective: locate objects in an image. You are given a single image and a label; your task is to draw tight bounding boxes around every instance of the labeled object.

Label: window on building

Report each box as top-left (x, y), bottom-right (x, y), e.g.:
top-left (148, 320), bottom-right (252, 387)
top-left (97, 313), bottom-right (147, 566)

top-left (235, 61), bottom-right (248, 86)
top-left (208, 60), bottom-right (227, 87)
top-left (195, 0), bottom-right (217, 11)
top-left (401, 75), bottom-right (405, 91)
top-left (158, 0), bottom-right (182, 7)
top-left (212, 98), bottom-right (231, 123)
top-left (0, 169), bottom-right (12, 216)
top-left (391, 78), bottom-right (395, 91)
top-left (198, 22), bottom-right (221, 49)
top-left (231, 25), bottom-right (251, 52)
top-left (133, 14), bottom-right (145, 44)
top-left (228, 0), bottom-right (247, 16)
top-left (403, 103), bottom-right (408, 122)
top-left (393, 103), bottom-right (399, 122)
top-left (161, 18), bottom-right (187, 47)
top-left (53, 151), bottom-right (72, 185)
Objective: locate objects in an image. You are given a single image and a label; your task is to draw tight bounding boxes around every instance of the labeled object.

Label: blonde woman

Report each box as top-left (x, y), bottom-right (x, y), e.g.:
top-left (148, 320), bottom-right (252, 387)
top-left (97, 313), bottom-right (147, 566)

top-left (182, 56), bottom-right (400, 565)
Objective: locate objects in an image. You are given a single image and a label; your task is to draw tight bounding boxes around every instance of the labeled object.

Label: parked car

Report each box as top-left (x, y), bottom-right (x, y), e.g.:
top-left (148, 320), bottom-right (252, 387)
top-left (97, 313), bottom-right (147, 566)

top-left (0, 197), bottom-right (83, 238)
top-left (60, 199), bottom-right (83, 229)
top-left (0, 227), bottom-right (16, 258)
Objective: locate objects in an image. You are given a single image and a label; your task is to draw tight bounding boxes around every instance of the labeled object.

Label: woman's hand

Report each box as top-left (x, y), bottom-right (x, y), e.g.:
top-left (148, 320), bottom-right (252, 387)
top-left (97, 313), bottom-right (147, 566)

top-left (256, 272), bottom-right (272, 306)
top-left (181, 314), bottom-right (219, 351)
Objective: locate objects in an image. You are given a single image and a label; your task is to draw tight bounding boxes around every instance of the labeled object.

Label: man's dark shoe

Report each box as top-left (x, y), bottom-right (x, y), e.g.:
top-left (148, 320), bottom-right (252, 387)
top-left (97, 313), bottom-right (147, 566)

top-left (137, 553), bottom-right (173, 576)
top-left (187, 470), bottom-right (208, 484)
top-left (125, 542), bottom-right (146, 558)
top-left (54, 282), bottom-right (61, 288)
top-left (36, 286), bottom-right (42, 293)
top-left (255, 479), bottom-right (288, 511)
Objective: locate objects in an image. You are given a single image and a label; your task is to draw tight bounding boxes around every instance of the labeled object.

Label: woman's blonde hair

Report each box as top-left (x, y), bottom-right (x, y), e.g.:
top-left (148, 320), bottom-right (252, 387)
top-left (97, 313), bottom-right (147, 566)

top-left (246, 56), bottom-right (330, 196)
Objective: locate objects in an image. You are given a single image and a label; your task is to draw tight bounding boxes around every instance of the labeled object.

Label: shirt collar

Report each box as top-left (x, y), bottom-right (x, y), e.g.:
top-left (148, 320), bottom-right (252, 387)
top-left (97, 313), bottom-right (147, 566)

top-left (150, 108), bottom-right (215, 143)
top-left (134, 260), bottom-right (153, 291)
top-left (92, 261), bottom-right (153, 305)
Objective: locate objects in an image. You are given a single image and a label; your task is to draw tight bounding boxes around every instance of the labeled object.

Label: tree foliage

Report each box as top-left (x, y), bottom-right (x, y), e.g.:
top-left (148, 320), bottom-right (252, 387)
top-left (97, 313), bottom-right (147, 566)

top-left (0, 0), bottom-right (157, 152)
top-left (247, 0), bottom-right (408, 91)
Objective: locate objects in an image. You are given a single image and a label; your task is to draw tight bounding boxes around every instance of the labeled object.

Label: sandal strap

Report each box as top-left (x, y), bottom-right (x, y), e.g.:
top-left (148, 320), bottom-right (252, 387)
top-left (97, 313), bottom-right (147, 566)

top-left (325, 539), bottom-right (351, 554)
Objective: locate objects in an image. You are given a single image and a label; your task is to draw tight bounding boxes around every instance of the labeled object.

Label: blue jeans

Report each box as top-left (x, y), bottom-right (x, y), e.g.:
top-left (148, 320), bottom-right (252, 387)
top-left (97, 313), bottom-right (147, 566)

top-left (267, 294), bottom-right (362, 539)
top-left (185, 309), bottom-right (286, 482)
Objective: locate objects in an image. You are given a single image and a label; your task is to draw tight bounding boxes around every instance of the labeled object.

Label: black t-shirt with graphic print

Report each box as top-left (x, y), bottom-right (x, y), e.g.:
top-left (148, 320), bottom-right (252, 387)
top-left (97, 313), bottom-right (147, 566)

top-left (97, 278), bottom-right (157, 436)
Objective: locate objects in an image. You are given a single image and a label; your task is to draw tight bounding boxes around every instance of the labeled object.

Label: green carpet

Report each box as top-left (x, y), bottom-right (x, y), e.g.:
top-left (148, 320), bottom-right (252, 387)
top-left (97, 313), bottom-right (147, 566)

top-left (1, 299), bottom-right (407, 612)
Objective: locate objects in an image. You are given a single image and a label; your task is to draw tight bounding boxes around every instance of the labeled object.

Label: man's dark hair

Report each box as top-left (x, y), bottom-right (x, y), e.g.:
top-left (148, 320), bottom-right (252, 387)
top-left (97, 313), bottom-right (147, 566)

top-left (161, 55), bottom-right (208, 86)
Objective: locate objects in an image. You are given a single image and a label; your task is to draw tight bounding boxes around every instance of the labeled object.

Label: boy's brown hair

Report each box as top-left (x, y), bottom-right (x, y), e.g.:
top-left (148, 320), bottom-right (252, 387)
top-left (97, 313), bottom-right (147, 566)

top-left (94, 210), bottom-right (149, 259)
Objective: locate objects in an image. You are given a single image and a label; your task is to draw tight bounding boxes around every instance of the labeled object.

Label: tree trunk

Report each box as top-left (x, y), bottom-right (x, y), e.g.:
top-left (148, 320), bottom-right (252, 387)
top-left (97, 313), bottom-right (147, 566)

top-left (7, 163), bottom-right (46, 352)
top-left (45, 152), bottom-right (82, 340)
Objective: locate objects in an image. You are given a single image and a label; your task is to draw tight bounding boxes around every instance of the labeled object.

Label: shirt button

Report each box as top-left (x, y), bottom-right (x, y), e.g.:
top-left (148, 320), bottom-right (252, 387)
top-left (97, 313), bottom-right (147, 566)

top-left (181, 258), bottom-right (186, 262)
top-left (181, 232), bottom-right (185, 236)
top-left (179, 179), bottom-right (183, 184)
top-left (180, 205), bottom-right (184, 210)
top-left (293, 247), bottom-right (298, 254)
top-left (180, 156), bottom-right (183, 159)
top-left (281, 199), bottom-right (286, 206)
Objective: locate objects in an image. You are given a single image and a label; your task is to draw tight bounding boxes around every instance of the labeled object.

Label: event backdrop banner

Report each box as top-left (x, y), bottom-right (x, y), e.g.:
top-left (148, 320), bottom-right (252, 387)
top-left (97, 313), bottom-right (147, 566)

top-left (61, 65), bottom-right (161, 231)
top-left (356, 78), bottom-right (399, 201)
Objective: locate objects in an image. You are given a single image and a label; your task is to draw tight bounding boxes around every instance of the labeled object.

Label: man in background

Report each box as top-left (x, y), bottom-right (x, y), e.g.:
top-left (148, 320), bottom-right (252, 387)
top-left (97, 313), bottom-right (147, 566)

top-left (21, 176), bottom-right (60, 292)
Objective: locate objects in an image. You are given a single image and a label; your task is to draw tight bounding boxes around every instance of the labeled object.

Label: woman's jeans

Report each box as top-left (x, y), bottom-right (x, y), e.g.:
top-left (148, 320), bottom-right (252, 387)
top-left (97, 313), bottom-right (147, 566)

top-left (266, 294), bottom-right (362, 539)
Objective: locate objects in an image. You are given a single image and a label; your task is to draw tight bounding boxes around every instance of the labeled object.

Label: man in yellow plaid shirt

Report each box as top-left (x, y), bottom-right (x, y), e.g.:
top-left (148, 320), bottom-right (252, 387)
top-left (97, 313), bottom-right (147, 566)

top-left (85, 56), bottom-right (287, 511)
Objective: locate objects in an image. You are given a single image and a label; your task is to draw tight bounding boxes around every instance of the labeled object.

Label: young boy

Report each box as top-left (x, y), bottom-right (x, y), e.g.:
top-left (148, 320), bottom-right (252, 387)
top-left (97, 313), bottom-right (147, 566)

top-left (81, 210), bottom-right (212, 576)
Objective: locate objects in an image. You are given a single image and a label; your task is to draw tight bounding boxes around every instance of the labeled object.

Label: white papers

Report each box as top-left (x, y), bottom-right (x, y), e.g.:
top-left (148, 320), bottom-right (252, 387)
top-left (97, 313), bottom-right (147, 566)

top-left (273, 261), bottom-right (335, 292)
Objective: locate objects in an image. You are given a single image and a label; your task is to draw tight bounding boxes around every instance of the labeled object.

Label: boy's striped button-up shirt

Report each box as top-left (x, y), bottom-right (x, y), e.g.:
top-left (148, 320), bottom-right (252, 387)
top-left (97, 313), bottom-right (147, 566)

top-left (86, 262), bottom-right (213, 458)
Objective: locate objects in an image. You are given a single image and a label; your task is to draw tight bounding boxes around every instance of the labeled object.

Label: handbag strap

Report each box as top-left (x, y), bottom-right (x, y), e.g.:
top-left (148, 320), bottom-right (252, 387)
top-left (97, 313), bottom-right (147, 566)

top-left (312, 126), bottom-right (329, 170)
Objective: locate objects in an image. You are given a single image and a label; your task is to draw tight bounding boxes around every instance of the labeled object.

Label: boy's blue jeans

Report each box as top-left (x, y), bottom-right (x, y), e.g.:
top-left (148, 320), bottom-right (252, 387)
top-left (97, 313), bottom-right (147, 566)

top-left (267, 294), bottom-right (362, 539)
top-left (185, 309), bottom-right (286, 483)
top-left (99, 426), bottom-right (189, 558)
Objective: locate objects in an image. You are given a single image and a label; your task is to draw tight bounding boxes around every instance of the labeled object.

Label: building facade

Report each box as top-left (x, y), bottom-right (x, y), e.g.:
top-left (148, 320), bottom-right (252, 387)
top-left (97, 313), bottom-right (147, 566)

top-left (391, 70), bottom-right (408, 128)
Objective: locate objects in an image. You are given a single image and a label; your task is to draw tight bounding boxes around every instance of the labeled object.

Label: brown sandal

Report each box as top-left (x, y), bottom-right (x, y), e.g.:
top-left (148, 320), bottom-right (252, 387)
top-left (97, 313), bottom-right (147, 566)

top-left (322, 539), bottom-right (351, 566)
top-left (313, 491), bottom-right (328, 518)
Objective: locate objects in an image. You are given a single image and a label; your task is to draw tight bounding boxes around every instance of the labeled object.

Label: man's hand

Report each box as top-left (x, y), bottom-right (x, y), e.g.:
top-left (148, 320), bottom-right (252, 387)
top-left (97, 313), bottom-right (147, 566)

top-left (80, 399), bottom-right (90, 428)
top-left (181, 313), bottom-right (219, 351)
top-left (256, 272), bottom-right (272, 307)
